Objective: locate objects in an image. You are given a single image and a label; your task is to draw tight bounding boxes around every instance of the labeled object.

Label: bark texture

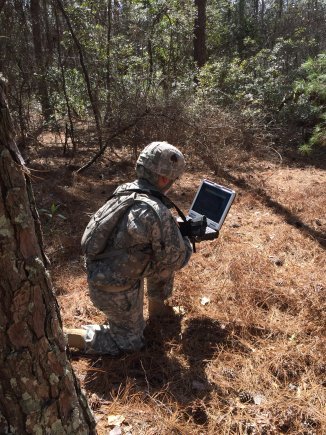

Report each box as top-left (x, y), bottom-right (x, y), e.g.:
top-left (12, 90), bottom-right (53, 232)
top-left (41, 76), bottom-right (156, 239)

top-left (194, 0), bottom-right (207, 68)
top-left (0, 79), bottom-right (96, 434)
top-left (30, 0), bottom-right (54, 121)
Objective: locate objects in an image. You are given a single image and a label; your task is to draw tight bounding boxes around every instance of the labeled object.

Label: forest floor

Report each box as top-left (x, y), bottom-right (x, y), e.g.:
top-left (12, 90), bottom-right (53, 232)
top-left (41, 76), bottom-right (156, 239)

top-left (28, 134), bottom-right (325, 435)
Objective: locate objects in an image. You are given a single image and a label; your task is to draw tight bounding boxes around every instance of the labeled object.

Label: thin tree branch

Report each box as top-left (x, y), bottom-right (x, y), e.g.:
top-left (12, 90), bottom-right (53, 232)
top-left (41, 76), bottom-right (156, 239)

top-left (0, 76), bottom-right (25, 165)
top-left (75, 110), bottom-right (149, 174)
top-left (0, 0), bottom-right (7, 13)
top-left (55, 0), bottom-right (103, 149)
top-left (54, 5), bottom-right (76, 153)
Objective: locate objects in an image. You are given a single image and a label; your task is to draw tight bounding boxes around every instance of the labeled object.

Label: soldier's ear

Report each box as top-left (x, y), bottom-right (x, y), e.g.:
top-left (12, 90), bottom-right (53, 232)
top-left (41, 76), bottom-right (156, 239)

top-left (158, 176), bottom-right (171, 189)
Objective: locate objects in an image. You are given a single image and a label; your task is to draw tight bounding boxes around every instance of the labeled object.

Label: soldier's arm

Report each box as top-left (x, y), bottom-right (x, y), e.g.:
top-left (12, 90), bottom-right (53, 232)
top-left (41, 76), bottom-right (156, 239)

top-left (146, 210), bottom-right (193, 300)
top-left (124, 202), bottom-right (192, 275)
top-left (125, 202), bottom-right (192, 301)
top-left (149, 205), bottom-right (193, 274)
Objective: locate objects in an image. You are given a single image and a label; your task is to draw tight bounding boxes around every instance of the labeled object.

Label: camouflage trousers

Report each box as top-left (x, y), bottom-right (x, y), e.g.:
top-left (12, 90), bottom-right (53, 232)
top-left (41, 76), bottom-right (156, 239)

top-left (85, 280), bottom-right (145, 355)
top-left (84, 275), bottom-right (174, 355)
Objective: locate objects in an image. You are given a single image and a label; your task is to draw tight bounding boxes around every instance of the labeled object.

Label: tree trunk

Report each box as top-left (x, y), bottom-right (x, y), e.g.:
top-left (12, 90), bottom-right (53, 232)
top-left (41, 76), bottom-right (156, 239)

top-left (237, 0), bottom-right (246, 58)
top-left (194, 0), bottom-right (207, 68)
top-left (0, 79), bottom-right (96, 434)
top-left (104, 0), bottom-right (112, 124)
top-left (30, 0), bottom-right (54, 122)
top-left (54, 6), bottom-right (76, 154)
top-left (56, 0), bottom-right (103, 150)
top-left (278, 0), bottom-right (283, 18)
top-left (0, 0), bottom-right (6, 14)
top-left (261, 0), bottom-right (265, 27)
top-left (253, 0), bottom-right (259, 21)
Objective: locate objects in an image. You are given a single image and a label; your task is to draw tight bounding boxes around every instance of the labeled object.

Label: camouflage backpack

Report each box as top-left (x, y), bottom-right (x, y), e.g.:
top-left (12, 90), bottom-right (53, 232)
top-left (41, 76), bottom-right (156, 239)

top-left (81, 190), bottom-right (167, 260)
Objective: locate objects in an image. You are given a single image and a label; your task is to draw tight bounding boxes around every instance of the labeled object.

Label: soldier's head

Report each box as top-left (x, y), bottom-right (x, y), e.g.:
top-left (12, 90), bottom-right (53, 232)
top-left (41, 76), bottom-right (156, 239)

top-left (136, 141), bottom-right (185, 192)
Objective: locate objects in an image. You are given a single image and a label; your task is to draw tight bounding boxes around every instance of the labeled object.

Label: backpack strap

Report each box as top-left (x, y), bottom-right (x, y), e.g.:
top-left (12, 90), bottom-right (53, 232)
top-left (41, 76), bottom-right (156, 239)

top-left (111, 188), bottom-right (188, 223)
top-left (90, 190), bottom-right (169, 262)
top-left (113, 188), bottom-right (197, 252)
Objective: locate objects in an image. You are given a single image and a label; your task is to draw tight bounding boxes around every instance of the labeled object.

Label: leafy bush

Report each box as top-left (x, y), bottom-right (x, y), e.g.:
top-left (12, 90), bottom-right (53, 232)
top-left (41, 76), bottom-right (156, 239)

top-left (49, 67), bottom-right (88, 119)
top-left (196, 38), bottom-right (324, 151)
top-left (294, 53), bottom-right (326, 152)
top-left (199, 38), bottom-right (315, 112)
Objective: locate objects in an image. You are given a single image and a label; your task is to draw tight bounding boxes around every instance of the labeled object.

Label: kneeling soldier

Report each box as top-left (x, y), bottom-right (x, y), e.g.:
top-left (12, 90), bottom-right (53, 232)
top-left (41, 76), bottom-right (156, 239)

top-left (64, 142), bottom-right (193, 355)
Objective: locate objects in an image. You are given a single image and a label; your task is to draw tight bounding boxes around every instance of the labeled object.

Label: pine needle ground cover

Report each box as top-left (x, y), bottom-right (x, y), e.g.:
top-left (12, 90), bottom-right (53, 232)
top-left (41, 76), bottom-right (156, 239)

top-left (31, 136), bottom-right (325, 434)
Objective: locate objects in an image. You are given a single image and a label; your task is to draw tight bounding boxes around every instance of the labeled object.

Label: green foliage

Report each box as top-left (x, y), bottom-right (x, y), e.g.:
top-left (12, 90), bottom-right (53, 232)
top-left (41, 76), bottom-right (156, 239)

top-left (49, 67), bottom-right (88, 118)
top-left (198, 38), bottom-right (307, 112)
top-left (197, 37), bottom-right (326, 155)
top-left (294, 53), bottom-right (326, 152)
top-left (1, 0), bottom-right (326, 154)
top-left (298, 54), bottom-right (326, 100)
top-left (39, 203), bottom-right (67, 221)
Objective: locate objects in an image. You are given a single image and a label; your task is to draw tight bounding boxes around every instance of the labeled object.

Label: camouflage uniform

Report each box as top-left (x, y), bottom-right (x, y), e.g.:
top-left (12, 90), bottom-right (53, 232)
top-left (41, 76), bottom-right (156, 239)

top-left (82, 143), bottom-right (192, 355)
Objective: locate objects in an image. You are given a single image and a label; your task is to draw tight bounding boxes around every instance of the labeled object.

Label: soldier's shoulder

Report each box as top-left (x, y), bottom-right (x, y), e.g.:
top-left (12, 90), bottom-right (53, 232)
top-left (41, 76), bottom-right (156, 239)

top-left (129, 197), bottom-right (172, 224)
top-left (114, 181), bottom-right (137, 194)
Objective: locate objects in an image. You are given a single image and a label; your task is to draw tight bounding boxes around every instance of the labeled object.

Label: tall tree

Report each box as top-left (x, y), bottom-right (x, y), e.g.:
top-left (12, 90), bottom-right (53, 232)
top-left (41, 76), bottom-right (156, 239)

top-left (56, 0), bottom-right (103, 149)
top-left (237, 0), bottom-right (246, 57)
top-left (105, 0), bottom-right (112, 123)
top-left (30, 0), bottom-right (54, 121)
top-left (0, 77), bottom-right (96, 434)
top-left (194, 0), bottom-right (207, 68)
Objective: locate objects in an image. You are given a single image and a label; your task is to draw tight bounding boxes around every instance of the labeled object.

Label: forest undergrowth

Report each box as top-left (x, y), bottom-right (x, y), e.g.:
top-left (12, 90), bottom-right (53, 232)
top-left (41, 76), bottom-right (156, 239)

top-left (29, 133), bottom-right (325, 435)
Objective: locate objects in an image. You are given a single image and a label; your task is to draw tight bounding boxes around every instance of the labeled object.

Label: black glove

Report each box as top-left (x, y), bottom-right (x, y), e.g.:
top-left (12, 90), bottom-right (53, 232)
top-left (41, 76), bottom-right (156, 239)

top-left (178, 216), bottom-right (207, 238)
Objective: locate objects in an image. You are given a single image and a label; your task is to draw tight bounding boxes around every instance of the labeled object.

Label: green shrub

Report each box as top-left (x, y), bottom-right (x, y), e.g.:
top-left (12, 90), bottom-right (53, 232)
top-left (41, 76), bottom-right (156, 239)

top-left (294, 53), bottom-right (326, 152)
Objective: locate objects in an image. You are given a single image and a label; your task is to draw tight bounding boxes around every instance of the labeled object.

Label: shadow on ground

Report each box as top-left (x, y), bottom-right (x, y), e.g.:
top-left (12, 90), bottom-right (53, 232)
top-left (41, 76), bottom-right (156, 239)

top-left (78, 316), bottom-right (279, 425)
top-left (213, 165), bottom-right (326, 249)
top-left (79, 315), bottom-right (230, 425)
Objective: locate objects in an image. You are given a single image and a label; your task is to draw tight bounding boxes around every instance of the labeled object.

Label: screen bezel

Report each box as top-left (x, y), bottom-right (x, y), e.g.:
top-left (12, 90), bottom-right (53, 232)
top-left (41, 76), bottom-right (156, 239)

top-left (188, 179), bottom-right (236, 231)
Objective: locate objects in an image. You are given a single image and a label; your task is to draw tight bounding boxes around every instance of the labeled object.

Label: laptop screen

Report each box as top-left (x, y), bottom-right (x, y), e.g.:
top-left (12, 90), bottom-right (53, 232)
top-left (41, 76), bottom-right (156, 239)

top-left (191, 183), bottom-right (233, 224)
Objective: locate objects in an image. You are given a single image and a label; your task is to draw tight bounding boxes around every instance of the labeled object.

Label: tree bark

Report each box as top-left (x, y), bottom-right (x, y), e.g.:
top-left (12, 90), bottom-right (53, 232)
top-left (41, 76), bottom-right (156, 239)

top-left (54, 6), bottom-right (76, 154)
top-left (0, 79), bottom-right (96, 434)
top-left (278, 0), bottom-right (283, 18)
top-left (253, 0), bottom-right (259, 21)
top-left (194, 0), bottom-right (207, 68)
top-left (0, 0), bottom-right (6, 14)
top-left (30, 0), bottom-right (54, 122)
top-left (56, 0), bottom-right (103, 150)
top-left (237, 0), bottom-right (246, 58)
top-left (104, 0), bottom-right (112, 124)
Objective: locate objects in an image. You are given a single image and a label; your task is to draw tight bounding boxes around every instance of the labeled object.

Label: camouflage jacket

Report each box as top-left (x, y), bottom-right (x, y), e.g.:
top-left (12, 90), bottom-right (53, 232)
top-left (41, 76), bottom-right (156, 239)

top-left (86, 179), bottom-right (192, 290)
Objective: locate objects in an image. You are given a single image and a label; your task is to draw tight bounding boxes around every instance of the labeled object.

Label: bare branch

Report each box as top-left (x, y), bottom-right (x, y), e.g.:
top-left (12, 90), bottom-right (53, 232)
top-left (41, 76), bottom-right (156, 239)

top-left (55, 0), bottom-right (103, 149)
top-left (0, 0), bottom-right (6, 13)
top-left (75, 110), bottom-right (149, 174)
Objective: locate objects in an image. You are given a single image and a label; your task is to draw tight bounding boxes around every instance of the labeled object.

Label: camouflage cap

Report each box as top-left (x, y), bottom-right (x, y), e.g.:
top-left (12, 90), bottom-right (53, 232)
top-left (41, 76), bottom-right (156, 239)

top-left (137, 142), bottom-right (185, 180)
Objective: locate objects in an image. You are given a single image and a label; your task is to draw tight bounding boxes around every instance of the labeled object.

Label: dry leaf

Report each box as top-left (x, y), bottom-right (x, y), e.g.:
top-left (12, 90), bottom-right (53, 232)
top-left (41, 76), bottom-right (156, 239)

top-left (173, 305), bottom-right (186, 315)
top-left (200, 296), bottom-right (210, 305)
top-left (253, 394), bottom-right (265, 405)
top-left (107, 415), bottom-right (125, 427)
top-left (109, 426), bottom-right (122, 435)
